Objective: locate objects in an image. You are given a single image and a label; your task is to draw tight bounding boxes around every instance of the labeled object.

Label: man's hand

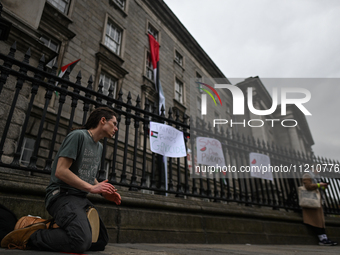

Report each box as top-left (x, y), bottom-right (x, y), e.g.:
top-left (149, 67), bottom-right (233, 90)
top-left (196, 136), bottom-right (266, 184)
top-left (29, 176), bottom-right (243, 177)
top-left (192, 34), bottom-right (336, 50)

top-left (90, 180), bottom-right (116, 194)
top-left (103, 191), bottom-right (121, 205)
top-left (320, 182), bottom-right (328, 189)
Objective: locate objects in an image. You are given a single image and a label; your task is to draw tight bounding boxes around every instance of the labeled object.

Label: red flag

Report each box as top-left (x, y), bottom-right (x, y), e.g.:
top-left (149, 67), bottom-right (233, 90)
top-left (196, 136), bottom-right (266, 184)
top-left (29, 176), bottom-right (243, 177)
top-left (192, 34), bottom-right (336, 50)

top-left (148, 34), bottom-right (159, 75)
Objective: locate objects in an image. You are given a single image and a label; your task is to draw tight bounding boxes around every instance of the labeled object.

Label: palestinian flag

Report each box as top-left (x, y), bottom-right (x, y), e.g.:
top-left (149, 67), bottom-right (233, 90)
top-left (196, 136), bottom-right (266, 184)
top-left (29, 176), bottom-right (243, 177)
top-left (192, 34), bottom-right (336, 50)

top-left (58, 59), bottom-right (81, 79)
top-left (148, 34), bottom-right (168, 195)
top-left (55, 59), bottom-right (80, 96)
top-left (148, 34), bottom-right (165, 114)
top-left (151, 131), bottom-right (158, 138)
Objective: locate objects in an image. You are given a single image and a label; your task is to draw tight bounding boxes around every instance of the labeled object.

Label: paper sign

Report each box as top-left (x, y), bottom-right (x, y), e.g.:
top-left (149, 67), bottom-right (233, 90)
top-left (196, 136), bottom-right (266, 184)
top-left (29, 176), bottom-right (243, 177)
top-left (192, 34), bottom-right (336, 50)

top-left (249, 152), bottom-right (273, 181)
top-left (196, 137), bottom-right (226, 167)
top-left (149, 122), bottom-right (186, 157)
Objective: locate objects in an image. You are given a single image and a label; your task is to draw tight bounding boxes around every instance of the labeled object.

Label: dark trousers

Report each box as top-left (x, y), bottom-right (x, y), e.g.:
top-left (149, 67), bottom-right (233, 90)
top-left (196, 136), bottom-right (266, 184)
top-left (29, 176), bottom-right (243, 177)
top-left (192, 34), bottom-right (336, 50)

top-left (309, 225), bottom-right (326, 236)
top-left (0, 204), bottom-right (17, 243)
top-left (30, 195), bottom-right (108, 253)
top-left (305, 223), bottom-right (326, 240)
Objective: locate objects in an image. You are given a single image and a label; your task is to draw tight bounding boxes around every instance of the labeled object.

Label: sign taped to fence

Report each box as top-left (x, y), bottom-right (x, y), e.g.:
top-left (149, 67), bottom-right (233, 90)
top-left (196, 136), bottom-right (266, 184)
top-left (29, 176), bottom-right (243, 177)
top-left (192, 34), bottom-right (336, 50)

top-left (249, 152), bottom-right (273, 181)
top-left (149, 122), bottom-right (186, 157)
top-left (196, 137), bottom-right (226, 167)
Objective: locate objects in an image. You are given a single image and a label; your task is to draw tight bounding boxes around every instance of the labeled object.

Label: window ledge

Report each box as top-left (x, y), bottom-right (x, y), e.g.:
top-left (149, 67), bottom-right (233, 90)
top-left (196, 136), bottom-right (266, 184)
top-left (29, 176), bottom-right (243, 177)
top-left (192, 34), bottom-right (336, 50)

top-left (174, 59), bottom-right (185, 71)
top-left (173, 98), bottom-right (186, 112)
top-left (40, 2), bottom-right (75, 40)
top-left (99, 43), bottom-right (125, 65)
top-left (142, 75), bottom-right (158, 94)
top-left (141, 83), bottom-right (157, 98)
top-left (109, 0), bottom-right (128, 17)
top-left (96, 44), bottom-right (129, 78)
top-left (45, 2), bottom-right (73, 24)
top-left (143, 74), bottom-right (155, 84)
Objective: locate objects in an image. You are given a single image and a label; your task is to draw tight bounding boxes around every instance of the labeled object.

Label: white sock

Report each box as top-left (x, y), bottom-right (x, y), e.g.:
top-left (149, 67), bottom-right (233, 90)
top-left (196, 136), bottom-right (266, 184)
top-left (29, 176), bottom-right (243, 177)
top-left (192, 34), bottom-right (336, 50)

top-left (318, 234), bottom-right (327, 241)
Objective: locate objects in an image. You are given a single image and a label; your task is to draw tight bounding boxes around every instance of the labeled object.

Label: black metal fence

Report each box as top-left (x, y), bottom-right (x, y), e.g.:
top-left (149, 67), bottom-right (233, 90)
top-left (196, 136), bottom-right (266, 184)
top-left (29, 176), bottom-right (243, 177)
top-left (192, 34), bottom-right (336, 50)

top-left (0, 43), bottom-right (339, 214)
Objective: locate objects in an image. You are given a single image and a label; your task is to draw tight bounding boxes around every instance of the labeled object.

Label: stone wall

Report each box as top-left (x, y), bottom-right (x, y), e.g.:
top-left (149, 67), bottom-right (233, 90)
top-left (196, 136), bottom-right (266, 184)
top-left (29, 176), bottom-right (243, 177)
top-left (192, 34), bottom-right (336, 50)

top-left (1, 170), bottom-right (339, 245)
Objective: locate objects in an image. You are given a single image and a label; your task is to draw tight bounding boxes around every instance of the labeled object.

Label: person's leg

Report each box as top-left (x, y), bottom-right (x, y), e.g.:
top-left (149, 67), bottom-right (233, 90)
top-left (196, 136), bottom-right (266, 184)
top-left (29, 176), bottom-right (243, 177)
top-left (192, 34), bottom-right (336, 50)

top-left (0, 207), bottom-right (17, 242)
top-left (306, 224), bottom-right (337, 246)
top-left (29, 196), bottom-right (92, 253)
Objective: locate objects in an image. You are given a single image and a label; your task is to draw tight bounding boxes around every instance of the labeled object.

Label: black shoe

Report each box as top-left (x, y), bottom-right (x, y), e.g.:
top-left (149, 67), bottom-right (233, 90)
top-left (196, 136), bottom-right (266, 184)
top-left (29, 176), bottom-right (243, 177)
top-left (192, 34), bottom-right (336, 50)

top-left (319, 239), bottom-right (337, 246)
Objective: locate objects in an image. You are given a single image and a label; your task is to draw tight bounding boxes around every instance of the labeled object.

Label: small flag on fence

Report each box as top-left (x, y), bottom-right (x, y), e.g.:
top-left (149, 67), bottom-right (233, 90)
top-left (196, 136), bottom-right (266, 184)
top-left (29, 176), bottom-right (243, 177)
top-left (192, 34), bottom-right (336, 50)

top-left (55, 59), bottom-right (81, 96)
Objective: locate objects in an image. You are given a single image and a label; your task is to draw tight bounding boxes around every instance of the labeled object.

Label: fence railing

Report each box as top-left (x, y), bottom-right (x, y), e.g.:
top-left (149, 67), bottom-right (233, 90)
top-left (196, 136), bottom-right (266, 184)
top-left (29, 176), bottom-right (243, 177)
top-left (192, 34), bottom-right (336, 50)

top-left (0, 43), bottom-right (339, 214)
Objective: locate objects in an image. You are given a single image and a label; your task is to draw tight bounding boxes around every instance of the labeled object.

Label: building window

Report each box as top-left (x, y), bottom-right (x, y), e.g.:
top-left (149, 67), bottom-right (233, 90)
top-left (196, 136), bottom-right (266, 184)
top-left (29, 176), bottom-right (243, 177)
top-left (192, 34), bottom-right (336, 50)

top-left (196, 72), bottom-right (202, 82)
top-left (175, 78), bottom-right (183, 104)
top-left (100, 72), bottom-right (117, 102)
top-left (175, 50), bottom-right (183, 66)
top-left (113, 0), bottom-right (125, 10)
top-left (148, 23), bottom-right (158, 41)
top-left (19, 137), bottom-right (35, 166)
top-left (145, 51), bottom-right (154, 81)
top-left (40, 36), bottom-right (59, 69)
top-left (105, 20), bottom-right (122, 55)
top-left (47, 0), bottom-right (70, 14)
top-left (196, 72), bottom-right (203, 93)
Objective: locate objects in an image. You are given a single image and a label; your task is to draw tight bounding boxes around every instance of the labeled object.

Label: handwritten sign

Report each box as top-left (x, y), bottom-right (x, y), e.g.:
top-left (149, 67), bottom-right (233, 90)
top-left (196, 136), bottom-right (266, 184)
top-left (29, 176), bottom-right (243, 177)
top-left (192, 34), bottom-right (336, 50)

top-left (150, 122), bottom-right (186, 157)
top-left (249, 152), bottom-right (273, 181)
top-left (196, 137), bottom-right (226, 167)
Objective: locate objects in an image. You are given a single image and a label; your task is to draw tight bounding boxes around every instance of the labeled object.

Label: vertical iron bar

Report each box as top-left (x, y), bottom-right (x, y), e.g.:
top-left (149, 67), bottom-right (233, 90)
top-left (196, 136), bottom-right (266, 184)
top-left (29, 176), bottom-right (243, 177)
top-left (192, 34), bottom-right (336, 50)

top-left (149, 103), bottom-right (157, 189)
top-left (205, 122), bottom-right (212, 198)
top-left (190, 117), bottom-right (197, 195)
top-left (120, 92), bottom-right (132, 184)
top-left (82, 75), bottom-right (93, 126)
top-left (197, 119), bottom-right (205, 196)
top-left (67, 71), bottom-right (81, 134)
top-left (129, 95), bottom-right (141, 191)
top-left (159, 105), bottom-right (166, 191)
top-left (183, 113), bottom-right (189, 194)
top-left (175, 110), bottom-right (183, 196)
top-left (167, 107), bottom-right (174, 191)
top-left (140, 98), bottom-right (149, 188)
top-left (109, 89), bottom-right (123, 183)
top-left (97, 80), bottom-right (108, 181)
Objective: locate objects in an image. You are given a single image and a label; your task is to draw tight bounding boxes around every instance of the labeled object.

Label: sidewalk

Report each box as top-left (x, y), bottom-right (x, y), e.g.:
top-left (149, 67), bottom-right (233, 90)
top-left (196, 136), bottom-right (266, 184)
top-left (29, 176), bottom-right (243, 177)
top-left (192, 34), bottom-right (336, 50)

top-left (1, 243), bottom-right (340, 255)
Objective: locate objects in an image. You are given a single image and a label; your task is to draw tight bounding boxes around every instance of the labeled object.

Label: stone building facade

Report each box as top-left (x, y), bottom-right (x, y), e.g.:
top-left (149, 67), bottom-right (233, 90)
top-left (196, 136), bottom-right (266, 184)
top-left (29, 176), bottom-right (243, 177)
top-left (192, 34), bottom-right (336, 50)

top-left (0, 0), bottom-right (314, 173)
top-left (0, 0), bottom-right (235, 180)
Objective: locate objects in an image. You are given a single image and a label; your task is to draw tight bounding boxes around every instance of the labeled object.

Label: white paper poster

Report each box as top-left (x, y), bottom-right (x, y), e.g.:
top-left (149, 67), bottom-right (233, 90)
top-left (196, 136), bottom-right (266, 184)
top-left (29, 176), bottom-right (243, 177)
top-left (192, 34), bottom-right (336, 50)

top-left (249, 152), bottom-right (273, 181)
top-left (196, 137), bottom-right (226, 167)
top-left (149, 122), bottom-right (186, 157)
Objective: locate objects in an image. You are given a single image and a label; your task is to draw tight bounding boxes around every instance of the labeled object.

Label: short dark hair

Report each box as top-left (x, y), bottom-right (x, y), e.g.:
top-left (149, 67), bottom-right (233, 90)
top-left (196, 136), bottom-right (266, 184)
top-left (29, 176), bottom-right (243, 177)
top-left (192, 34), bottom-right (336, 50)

top-left (84, 107), bottom-right (117, 130)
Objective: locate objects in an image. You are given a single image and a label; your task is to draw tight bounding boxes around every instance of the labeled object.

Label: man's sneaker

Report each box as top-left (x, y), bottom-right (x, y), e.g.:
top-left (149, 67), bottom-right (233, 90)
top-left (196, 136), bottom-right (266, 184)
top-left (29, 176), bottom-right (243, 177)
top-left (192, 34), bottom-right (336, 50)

top-left (87, 207), bottom-right (99, 243)
top-left (319, 239), bottom-right (338, 246)
top-left (1, 222), bottom-right (46, 249)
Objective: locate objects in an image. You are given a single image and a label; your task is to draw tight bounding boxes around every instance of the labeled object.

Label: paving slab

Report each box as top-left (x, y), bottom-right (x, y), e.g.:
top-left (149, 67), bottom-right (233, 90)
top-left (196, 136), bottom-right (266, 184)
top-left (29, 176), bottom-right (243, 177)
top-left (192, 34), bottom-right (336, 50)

top-left (1, 243), bottom-right (340, 255)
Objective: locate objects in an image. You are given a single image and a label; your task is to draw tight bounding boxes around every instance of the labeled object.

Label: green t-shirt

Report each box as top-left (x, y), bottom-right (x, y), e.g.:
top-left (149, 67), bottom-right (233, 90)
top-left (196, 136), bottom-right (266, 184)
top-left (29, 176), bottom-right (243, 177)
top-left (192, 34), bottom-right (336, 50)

top-left (45, 129), bottom-right (103, 208)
